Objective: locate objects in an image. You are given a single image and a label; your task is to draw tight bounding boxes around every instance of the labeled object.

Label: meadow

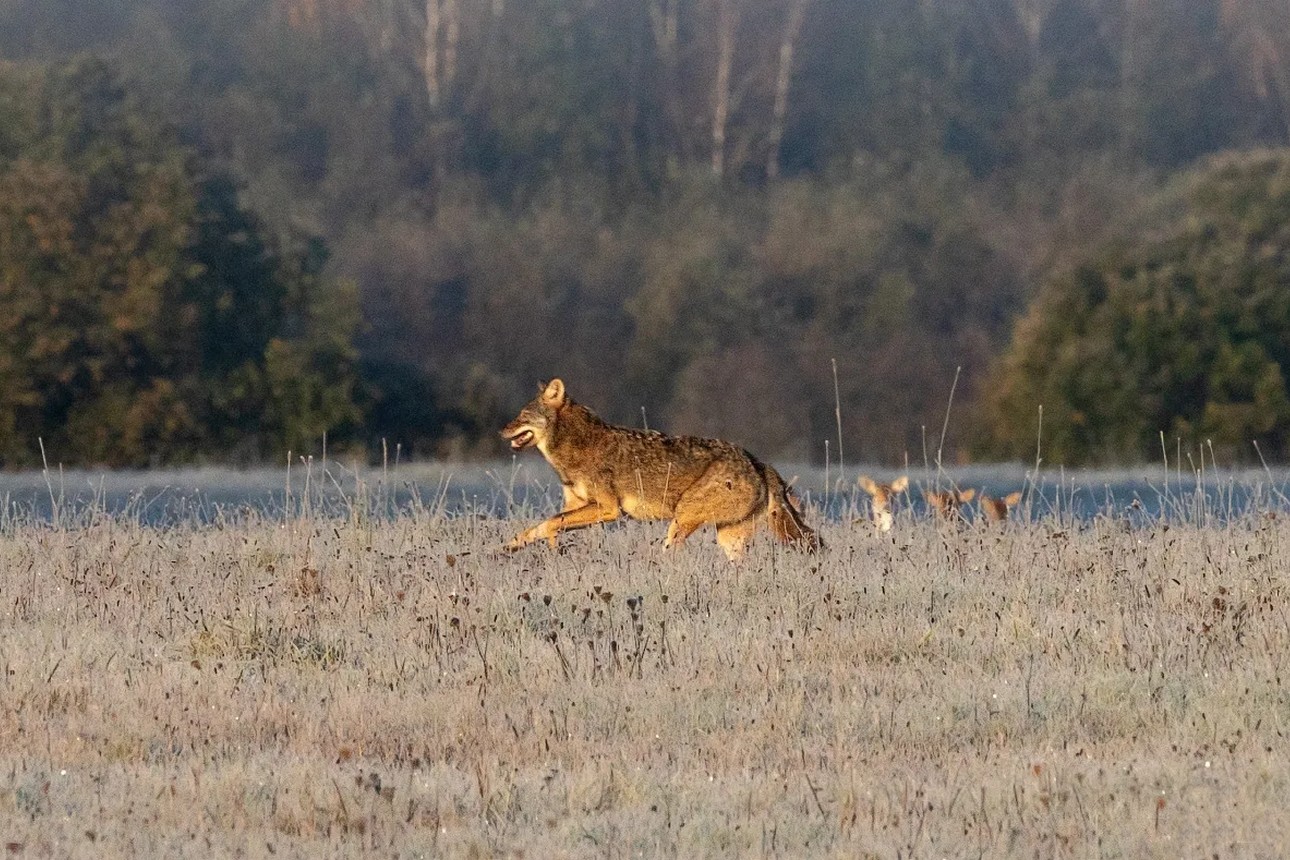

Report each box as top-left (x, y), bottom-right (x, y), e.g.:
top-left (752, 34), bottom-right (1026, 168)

top-left (0, 465), bottom-right (1288, 858)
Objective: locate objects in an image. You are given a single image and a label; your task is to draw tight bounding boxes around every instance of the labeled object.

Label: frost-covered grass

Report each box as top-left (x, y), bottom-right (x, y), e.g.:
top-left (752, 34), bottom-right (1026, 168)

top-left (0, 481), bottom-right (1288, 857)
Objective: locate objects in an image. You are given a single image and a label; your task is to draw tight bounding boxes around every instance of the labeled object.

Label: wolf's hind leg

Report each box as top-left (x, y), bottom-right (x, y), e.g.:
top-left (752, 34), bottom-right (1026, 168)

top-left (666, 464), bottom-right (760, 553)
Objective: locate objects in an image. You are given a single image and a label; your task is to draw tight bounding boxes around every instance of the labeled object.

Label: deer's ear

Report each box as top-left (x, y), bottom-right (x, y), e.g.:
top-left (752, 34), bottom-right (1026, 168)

top-left (1004, 491), bottom-right (1022, 506)
top-left (890, 476), bottom-right (909, 493)
top-left (542, 378), bottom-right (566, 406)
top-left (858, 476), bottom-right (878, 495)
top-left (959, 488), bottom-right (976, 503)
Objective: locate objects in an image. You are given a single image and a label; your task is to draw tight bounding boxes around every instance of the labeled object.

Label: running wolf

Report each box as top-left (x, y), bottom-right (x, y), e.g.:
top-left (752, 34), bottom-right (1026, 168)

top-left (500, 379), bottom-right (820, 559)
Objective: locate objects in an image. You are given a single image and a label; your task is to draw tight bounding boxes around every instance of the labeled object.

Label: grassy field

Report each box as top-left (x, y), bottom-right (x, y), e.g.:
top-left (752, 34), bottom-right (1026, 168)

top-left (0, 485), bottom-right (1288, 858)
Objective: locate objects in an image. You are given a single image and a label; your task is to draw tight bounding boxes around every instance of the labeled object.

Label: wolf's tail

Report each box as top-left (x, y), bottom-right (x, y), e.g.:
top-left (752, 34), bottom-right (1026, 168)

top-left (763, 465), bottom-right (821, 552)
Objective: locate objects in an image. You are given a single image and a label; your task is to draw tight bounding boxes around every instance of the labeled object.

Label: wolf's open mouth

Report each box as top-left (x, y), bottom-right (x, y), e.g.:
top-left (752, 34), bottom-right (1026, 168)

top-left (510, 430), bottom-right (534, 449)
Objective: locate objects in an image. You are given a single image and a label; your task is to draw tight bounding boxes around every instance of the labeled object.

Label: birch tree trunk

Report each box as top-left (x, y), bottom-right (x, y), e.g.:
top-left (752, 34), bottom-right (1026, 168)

top-left (767, 0), bottom-right (808, 179)
top-left (648, 0), bottom-right (688, 167)
top-left (647, 0), bottom-right (679, 74)
top-left (711, 0), bottom-right (739, 177)
top-left (443, 0), bottom-right (460, 93)
top-left (375, 0), bottom-right (395, 53)
top-left (425, 0), bottom-right (441, 107)
top-left (1119, 0), bottom-right (1144, 163)
top-left (1220, 0), bottom-right (1290, 141)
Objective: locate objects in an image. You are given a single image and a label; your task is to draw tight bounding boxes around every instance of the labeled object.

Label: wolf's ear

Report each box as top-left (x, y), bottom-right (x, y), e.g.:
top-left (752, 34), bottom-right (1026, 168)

top-left (542, 378), bottom-right (566, 405)
top-left (890, 475), bottom-right (909, 493)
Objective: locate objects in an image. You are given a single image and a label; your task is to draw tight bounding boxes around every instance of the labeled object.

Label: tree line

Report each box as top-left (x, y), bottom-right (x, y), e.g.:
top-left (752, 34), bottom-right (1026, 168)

top-left (2, 0), bottom-right (1290, 466)
top-left (0, 59), bottom-right (359, 466)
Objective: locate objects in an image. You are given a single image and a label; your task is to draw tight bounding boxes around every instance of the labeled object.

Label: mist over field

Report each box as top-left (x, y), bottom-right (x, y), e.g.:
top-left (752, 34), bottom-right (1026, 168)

top-left (3, 462), bottom-right (1290, 524)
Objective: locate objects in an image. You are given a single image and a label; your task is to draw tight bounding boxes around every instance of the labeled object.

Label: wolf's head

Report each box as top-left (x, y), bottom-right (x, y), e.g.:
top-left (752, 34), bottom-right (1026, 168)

top-left (500, 378), bottom-right (568, 452)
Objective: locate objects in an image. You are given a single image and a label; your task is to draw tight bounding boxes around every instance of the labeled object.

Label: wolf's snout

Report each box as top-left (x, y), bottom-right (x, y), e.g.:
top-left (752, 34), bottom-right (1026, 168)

top-left (501, 414), bottom-right (537, 449)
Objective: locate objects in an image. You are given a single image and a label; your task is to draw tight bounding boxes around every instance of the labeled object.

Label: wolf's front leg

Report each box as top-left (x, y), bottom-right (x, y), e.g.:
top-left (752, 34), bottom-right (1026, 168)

top-left (547, 485), bottom-right (586, 548)
top-left (505, 502), bottom-right (621, 552)
top-left (504, 525), bottom-right (544, 552)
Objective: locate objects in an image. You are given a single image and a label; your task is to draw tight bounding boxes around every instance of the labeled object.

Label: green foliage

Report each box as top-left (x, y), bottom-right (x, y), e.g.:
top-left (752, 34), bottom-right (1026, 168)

top-left (981, 150), bottom-right (1290, 464)
top-left (749, 160), bottom-right (1021, 461)
top-left (4, 1), bottom-right (1290, 464)
top-left (344, 162), bottom-right (1018, 463)
top-left (0, 58), bottom-right (360, 467)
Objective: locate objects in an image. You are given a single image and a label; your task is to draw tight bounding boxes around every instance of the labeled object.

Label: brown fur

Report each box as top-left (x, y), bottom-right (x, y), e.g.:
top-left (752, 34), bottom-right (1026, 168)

top-left (858, 475), bottom-right (908, 532)
top-left (980, 491), bottom-right (1023, 523)
top-left (500, 379), bottom-right (819, 560)
top-left (924, 487), bottom-right (976, 520)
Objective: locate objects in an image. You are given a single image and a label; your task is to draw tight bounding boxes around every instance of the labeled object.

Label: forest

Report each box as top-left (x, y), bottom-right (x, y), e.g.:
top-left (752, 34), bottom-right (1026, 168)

top-left (1, 0), bottom-right (1289, 467)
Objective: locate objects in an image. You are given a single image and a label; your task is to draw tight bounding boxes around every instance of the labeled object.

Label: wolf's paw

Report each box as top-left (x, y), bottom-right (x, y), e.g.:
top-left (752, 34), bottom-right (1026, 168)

top-left (502, 527), bottom-right (545, 554)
